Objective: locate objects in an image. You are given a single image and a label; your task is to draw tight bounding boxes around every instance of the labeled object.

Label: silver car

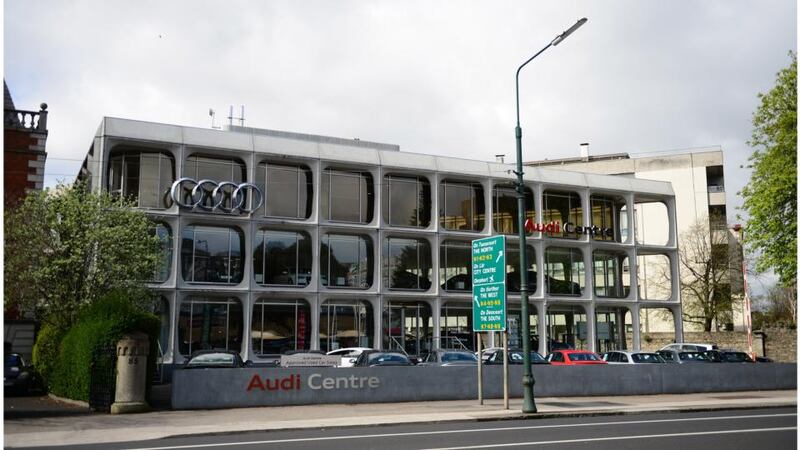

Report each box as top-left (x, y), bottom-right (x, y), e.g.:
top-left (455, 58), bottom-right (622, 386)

top-left (602, 351), bottom-right (666, 364)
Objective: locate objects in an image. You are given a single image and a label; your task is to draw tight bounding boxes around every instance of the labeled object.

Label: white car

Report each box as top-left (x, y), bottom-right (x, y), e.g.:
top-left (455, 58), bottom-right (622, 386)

top-left (602, 351), bottom-right (666, 364)
top-left (659, 343), bottom-right (718, 352)
top-left (326, 347), bottom-right (374, 367)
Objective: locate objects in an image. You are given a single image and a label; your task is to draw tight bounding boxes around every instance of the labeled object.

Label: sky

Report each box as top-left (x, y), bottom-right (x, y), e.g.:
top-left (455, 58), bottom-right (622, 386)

top-left (4, 1), bottom-right (796, 289)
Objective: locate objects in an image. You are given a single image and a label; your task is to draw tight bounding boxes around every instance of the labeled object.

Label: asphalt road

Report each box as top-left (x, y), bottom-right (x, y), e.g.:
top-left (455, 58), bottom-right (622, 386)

top-left (14, 407), bottom-right (796, 450)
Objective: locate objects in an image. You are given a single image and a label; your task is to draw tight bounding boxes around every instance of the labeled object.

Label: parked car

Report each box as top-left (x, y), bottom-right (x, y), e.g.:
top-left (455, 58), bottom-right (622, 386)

top-left (657, 349), bottom-right (711, 364)
top-left (183, 350), bottom-right (251, 369)
top-left (326, 347), bottom-right (374, 367)
top-left (659, 343), bottom-right (718, 352)
top-left (477, 347), bottom-right (504, 363)
top-left (353, 351), bottom-right (414, 367)
top-left (704, 349), bottom-right (755, 363)
top-left (484, 349), bottom-right (549, 365)
top-left (602, 351), bottom-right (665, 364)
top-left (755, 356), bottom-right (774, 363)
top-left (419, 350), bottom-right (478, 366)
top-left (546, 349), bottom-right (607, 365)
top-left (4, 353), bottom-right (37, 394)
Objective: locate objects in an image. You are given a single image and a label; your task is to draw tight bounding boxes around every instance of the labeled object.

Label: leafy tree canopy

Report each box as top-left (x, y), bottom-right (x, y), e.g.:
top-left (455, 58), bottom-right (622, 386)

top-left (4, 182), bottom-right (162, 330)
top-left (740, 51), bottom-right (797, 286)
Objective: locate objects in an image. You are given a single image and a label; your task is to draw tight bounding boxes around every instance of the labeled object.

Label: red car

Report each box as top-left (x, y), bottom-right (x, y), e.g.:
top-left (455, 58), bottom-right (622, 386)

top-left (546, 349), bottom-right (607, 365)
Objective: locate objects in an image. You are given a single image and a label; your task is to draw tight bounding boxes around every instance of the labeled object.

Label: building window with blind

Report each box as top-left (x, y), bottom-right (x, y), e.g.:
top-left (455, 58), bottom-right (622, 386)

top-left (178, 296), bottom-right (243, 356)
top-left (382, 174), bottom-right (431, 228)
top-left (321, 168), bottom-right (374, 223)
top-left (320, 233), bottom-right (373, 288)
top-left (493, 184), bottom-right (534, 234)
top-left (253, 229), bottom-right (312, 286)
top-left (181, 155), bottom-right (246, 211)
top-left (256, 162), bottom-right (313, 219)
top-left (108, 150), bottom-right (174, 209)
top-left (251, 299), bottom-right (311, 355)
top-left (181, 225), bottom-right (244, 284)
top-left (383, 237), bottom-right (432, 290)
top-left (439, 180), bottom-right (485, 232)
top-left (542, 190), bottom-right (583, 239)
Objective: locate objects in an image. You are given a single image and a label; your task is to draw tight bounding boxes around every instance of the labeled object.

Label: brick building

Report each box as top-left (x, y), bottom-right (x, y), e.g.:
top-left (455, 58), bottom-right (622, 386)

top-left (4, 80), bottom-right (48, 209)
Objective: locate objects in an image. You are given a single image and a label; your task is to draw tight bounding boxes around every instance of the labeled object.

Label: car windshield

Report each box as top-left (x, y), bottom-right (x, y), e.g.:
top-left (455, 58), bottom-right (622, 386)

top-left (632, 353), bottom-right (662, 363)
top-left (5, 355), bottom-right (22, 367)
top-left (679, 352), bottom-right (708, 361)
top-left (568, 352), bottom-right (600, 361)
top-left (723, 352), bottom-right (750, 362)
top-left (368, 353), bottom-right (409, 364)
top-left (188, 353), bottom-right (236, 366)
top-left (508, 352), bottom-right (544, 362)
top-left (441, 352), bottom-right (478, 362)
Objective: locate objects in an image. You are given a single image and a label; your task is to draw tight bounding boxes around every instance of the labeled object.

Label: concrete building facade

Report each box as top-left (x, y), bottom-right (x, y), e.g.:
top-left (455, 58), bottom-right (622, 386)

top-left (79, 118), bottom-right (681, 370)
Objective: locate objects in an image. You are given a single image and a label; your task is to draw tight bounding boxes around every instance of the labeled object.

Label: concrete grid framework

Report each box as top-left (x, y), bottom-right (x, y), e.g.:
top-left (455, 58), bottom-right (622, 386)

top-left (80, 118), bottom-right (682, 367)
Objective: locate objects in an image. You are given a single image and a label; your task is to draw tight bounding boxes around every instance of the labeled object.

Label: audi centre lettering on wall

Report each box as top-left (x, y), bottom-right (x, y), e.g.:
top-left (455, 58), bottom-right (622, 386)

top-left (170, 177), bottom-right (264, 213)
top-left (523, 219), bottom-right (613, 237)
top-left (246, 373), bottom-right (380, 392)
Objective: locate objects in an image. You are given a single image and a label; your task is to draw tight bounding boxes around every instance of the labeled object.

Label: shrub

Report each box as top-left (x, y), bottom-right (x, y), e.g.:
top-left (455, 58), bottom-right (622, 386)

top-left (44, 290), bottom-right (159, 401)
top-left (31, 322), bottom-right (67, 391)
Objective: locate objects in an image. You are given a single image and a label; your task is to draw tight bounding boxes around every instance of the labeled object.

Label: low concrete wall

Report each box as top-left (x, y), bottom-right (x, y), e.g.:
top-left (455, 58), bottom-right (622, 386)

top-left (172, 363), bottom-right (796, 410)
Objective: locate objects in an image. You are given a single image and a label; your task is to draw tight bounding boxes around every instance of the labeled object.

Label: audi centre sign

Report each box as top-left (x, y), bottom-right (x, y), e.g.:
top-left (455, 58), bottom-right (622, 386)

top-left (472, 235), bottom-right (507, 332)
top-left (170, 177), bottom-right (263, 213)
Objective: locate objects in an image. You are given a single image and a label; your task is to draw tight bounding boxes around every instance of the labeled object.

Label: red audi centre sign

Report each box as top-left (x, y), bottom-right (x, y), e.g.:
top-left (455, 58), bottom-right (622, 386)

top-left (247, 373), bottom-right (381, 392)
top-left (524, 219), bottom-right (613, 238)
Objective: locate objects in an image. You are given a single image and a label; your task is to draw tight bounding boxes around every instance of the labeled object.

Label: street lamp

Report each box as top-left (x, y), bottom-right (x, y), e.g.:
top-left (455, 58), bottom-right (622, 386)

top-left (514, 17), bottom-right (587, 414)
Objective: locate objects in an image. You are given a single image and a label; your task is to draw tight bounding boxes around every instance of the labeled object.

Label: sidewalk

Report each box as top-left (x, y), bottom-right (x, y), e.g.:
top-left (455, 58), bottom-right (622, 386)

top-left (4, 390), bottom-right (797, 448)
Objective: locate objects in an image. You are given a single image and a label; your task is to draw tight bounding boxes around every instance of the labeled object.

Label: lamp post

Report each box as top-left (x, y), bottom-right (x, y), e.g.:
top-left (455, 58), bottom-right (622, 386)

top-left (515, 17), bottom-right (587, 414)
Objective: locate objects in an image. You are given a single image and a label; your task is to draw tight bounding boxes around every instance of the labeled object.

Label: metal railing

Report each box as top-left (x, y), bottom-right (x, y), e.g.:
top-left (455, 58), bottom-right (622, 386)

top-left (4, 105), bottom-right (48, 132)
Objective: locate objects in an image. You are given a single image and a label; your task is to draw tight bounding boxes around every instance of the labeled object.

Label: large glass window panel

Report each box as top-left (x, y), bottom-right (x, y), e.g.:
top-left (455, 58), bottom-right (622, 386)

top-left (108, 151), bottom-right (174, 209)
top-left (506, 305), bottom-right (538, 350)
top-left (591, 194), bottom-right (626, 242)
top-left (321, 169), bottom-right (374, 223)
top-left (593, 250), bottom-right (630, 298)
top-left (383, 301), bottom-right (433, 357)
top-left (637, 254), bottom-right (672, 300)
top-left (439, 180), bottom-right (485, 231)
top-left (545, 247), bottom-right (585, 296)
top-left (182, 155), bottom-right (246, 211)
top-left (542, 190), bottom-right (582, 239)
top-left (181, 226), bottom-right (244, 284)
top-left (493, 185), bottom-right (534, 235)
top-left (383, 238), bottom-right (432, 290)
top-left (256, 162), bottom-right (313, 219)
top-left (153, 297), bottom-right (170, 355)
top-left (439, 240), bottom-right (472, 291)
top-left (178, 297), bottom-right (243, 356)
top-left (251, 299), bottom-right (311, 356)
top-left (506, 244), bottom-right (537, 293)
top-left (319, 299), bottom-right (373, 351)
top-left (253, 230), bottom-right (312, 286)
top-left (440, 302), bottom-right (476, 351)
top-left (546, 305), bottom-right (588, 350)
top-left (150, 223), bottom-right (173, 282)
top-left (382, 175), bottom-right (431, 228)
top-left (320, 234), bottom-right (373, 288)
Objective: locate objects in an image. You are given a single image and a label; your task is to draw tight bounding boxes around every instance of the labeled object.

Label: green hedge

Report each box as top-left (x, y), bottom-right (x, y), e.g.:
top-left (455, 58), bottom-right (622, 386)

top-left (32, 291), bottom-right (160, 401)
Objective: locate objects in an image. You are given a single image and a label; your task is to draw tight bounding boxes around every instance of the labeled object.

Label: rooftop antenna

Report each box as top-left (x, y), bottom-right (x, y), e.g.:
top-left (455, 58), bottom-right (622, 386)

top-left (228, 105), bottom-right (234, 126)
top-left (239, 105), bottom-right (245, 127)
top-left (228, 105), bottom-right (245, 127)
top-left (209, 109), bottom-right (220, 129)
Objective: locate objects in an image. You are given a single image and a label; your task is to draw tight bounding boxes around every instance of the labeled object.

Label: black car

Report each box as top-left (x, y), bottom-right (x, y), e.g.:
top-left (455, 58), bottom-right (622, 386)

top-left (419, 350), bottom-right (478, 366)
top-left (183, 350), bottom-right (251, 368)
top-left (354, 351), bottom-right (414, 367)
top-left (704, 349), bottom-right (755, 363)
top-left (657, 349), bottom-right (711, 364)
top-left (484, 349), bottom-right (549, 365)
top-left (5, 353), bottom-right (36, 394)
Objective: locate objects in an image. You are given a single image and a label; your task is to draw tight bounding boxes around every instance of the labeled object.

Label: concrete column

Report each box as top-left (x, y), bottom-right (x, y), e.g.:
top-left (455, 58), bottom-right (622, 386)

top-left (240, 294), bottom-right (252, 362)
top-left (631, 304), bottom-right (641, 351)
top-left (111, 333), bottom-right (150, 414)
top-left (536, 301), bottom-right (547, 355)
top-left (584, 303), bottom-right (596, 352)
top-left (372, 297), bottom-right (383, 350)
top-left (310, 295), bottom-right (320, 351)
top-left (430, 297), bottom-right (441, 350)
top-left (673, 306), bottom-right (684, 343)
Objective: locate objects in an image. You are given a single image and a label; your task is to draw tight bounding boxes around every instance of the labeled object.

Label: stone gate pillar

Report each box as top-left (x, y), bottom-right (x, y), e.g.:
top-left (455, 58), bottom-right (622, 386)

top-left (111, 332), bottom-right (150, 414)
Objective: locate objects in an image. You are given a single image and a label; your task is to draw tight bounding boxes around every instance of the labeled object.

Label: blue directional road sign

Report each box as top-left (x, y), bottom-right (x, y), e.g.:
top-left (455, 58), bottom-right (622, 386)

top-left (472, 235), bottom-right (507, 332)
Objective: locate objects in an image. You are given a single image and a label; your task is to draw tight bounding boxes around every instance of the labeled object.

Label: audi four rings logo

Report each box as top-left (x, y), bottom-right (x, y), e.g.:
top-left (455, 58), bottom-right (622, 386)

top-left (170, 178), bottom-right (263, 213)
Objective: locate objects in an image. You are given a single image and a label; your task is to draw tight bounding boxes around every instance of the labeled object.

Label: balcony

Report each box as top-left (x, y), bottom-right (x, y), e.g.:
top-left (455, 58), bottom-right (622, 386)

top-left (4, 104), bottom-right (48, 133)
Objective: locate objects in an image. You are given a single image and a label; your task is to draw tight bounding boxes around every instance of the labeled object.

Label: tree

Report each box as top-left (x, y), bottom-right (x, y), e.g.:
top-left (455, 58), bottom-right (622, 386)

top-left (679, 215), bottom-right (735, 332)
top-left (740, 51), bottom-right (797, 287)
top-left (752, 283), bottom-right (797, 329)
top-left (4, 182), bottom-right (162, 330)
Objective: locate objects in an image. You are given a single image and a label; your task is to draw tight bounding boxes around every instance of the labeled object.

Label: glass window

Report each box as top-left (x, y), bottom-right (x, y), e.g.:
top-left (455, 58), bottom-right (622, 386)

top-left (108, 151), bottom-right (174, 209)
top-left (383, 301), bottom-right (433, 357)
top-left (320, 234), bottom-right (373, 288)
top-left (182, 155), bottom-right (246, 211)
top-left (594, 250), bottom-right (630, 298)
top-left (251, 299), bottom-right (311, 356)
top-left (319, 299), bottom-right (373, 351)
top-left (181, 226), bottom-right (244, 284)
top-left (545, 247), bottom-right (585, 296)
top-left (383, 175), bottom-right (431, 228)
top-left (321, 169), bottom-right (374, 223)
top-left (440, 302), bottom-right (476, 351)
top-left (493, 184), bottom-right (534, 235)
top-left (439, 240), bottom-right (472, 291)
top-left (153, 296), bottom-right (170, 355)
top-left (591, 194), bottom-right (626, 242)
top-left (542, 190), bottom-right (582, 239)
top-left (149, 223), bottom-right (173, 283)
top-left (383, 238), bottom-right (432, 290)
top-left (506, 245), bottom-right (537, 293)
top-left (253, 230), bottom-right (311, 286)
top-left (439, 180), bottom-right (485, 231)
top-left (637, 254), bottom-right (672, 300)
top-left (256, 162), bottom-right (313, 219)
top-left (178, 297), bottom-right (243, 356)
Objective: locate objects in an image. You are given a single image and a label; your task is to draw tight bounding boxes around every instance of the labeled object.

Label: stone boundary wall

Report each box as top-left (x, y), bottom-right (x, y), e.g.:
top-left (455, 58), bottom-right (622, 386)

top-left (172, 364), bottom-right (796, 410)
top-left (629, 327), bottom-right (796, 362)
